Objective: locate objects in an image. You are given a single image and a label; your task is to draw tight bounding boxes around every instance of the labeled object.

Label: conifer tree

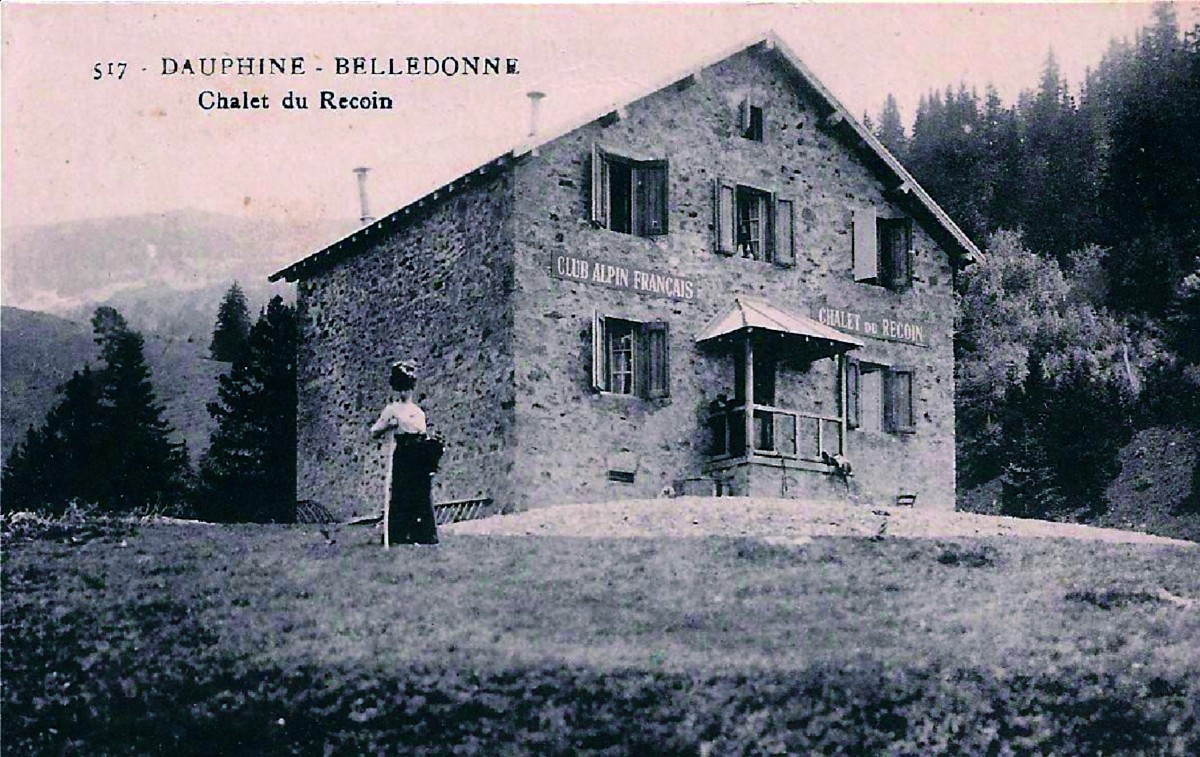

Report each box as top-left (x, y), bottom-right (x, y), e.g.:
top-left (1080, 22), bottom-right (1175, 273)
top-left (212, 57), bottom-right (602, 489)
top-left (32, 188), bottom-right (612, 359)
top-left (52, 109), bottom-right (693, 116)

top-left (0, 367), bottom-right (101, 514)
top-left (91, 307), bottom-right (190, 511)
top-left (210, 282), bottom-right (252, 362)
top-left (874, 93), bottom-right (907, 160)
top-left (198, 296), bottom-right (297, 523)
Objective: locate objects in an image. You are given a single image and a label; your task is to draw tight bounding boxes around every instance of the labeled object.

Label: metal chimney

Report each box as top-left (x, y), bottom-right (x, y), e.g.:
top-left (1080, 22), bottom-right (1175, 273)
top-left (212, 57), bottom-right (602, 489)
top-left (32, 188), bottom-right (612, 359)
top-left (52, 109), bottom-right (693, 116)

top-left (526, 91), bottom-right (546, 138)
top-left (353, 167), bottom-right (373, 225)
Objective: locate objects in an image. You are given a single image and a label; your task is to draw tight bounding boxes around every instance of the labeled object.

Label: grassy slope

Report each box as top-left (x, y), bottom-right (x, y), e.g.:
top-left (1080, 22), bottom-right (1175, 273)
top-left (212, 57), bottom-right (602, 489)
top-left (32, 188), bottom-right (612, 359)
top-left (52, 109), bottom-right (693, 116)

top-left (4, 523), bottom-right (1199, 753)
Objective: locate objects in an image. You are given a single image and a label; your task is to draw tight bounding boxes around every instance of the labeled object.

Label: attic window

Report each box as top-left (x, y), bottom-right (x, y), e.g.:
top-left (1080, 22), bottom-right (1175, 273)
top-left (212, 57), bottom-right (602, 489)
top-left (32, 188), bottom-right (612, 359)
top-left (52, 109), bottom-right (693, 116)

top-left (739, 98), bottom-right (764, 142)
top-left (853, 209), bottom-right (913, 290)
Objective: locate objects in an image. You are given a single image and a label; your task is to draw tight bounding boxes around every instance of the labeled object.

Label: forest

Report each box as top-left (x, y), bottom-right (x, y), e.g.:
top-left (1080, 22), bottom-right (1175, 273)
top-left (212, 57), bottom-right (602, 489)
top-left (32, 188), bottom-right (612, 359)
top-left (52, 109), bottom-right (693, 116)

top-left (867, 2), bottom-right (1200, 520)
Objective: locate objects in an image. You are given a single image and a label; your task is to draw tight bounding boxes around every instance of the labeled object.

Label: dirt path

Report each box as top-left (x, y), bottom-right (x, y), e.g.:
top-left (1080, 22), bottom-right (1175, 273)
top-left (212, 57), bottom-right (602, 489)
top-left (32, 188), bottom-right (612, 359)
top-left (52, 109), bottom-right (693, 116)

top-left (447, 497), bottom-right (1196, 546)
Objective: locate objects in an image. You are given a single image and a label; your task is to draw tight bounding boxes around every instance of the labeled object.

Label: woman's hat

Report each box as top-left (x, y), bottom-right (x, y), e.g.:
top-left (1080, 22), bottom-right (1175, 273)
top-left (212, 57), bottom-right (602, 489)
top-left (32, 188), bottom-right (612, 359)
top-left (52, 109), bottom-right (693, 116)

top-left (389, 359), bottom-right (418, 390)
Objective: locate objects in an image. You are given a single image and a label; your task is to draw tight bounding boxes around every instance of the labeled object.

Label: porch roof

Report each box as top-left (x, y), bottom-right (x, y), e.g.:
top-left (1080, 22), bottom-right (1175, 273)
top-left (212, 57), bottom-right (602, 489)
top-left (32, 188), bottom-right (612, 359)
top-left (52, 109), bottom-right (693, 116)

top-left (696, 297), bottom-right (865, 352)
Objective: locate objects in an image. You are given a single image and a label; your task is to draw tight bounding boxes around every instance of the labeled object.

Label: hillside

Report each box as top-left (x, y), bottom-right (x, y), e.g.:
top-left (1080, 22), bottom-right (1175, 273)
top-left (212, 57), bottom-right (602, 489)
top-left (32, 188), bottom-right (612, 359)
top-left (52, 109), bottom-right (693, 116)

top-left (0, 306), bottom-right (224, 463)
top-left (3, 519), bottom-right (1198, 752)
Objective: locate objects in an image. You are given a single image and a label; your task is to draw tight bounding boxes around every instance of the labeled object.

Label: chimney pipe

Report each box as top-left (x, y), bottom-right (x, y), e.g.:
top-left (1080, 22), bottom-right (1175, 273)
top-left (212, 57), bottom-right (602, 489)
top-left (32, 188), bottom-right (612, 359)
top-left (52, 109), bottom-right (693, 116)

top-left (353, 166), bottom-right (373, 225)
top-left (526, 91), bottom-right (545, 139)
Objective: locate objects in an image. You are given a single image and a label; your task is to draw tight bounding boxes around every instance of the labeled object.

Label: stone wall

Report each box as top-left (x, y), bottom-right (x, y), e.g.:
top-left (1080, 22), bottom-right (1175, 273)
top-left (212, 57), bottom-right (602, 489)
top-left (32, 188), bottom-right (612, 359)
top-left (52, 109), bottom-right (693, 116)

top-left (506, 46), bottom-right (958, 510)
top-left (294, 175), bottom-right (517, 519)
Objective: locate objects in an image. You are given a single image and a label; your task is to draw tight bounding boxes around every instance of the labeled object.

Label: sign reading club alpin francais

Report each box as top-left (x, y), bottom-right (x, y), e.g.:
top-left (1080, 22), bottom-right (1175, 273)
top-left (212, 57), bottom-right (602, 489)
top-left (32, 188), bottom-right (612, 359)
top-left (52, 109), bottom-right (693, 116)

top-left (551, 254), bottom-right (696, 301)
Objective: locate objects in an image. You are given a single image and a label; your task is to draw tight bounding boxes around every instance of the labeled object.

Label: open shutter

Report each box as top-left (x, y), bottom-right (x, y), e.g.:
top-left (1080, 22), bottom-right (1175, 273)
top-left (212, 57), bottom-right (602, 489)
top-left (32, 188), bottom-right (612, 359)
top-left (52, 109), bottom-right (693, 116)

top-left (773, 196), bottom-right (796, 267)
top-left (591, 310), bottom-right (606, 392)
top-left (714, 179), bottom-right (735, 255)
top-left (847, 358), bottom-right (861, 430)
top-left (643, 321), bottom-right (670, 399)
top-left (636, 162), bottom-right (668, 236)
top-left (901, 220), bottom-right (914, 287)
top-left (739, 97), bottom-right (752, 135)
top-left (590, 144), bottom-right (608, 228)
top-left (853, 208), bottom-right (878, 282)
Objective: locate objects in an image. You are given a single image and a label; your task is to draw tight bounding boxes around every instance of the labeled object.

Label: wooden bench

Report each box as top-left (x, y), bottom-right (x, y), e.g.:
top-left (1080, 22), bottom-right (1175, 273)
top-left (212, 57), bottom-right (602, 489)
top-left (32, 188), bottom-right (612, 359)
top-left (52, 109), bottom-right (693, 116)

top-left (433, 497), bottom-right (496, 525)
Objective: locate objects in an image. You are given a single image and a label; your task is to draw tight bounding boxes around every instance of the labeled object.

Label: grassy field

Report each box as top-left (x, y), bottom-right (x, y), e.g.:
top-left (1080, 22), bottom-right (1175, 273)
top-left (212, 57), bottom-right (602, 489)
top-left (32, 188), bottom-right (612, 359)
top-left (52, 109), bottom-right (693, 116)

top-left (3, 516), bottom-right (1199, 754)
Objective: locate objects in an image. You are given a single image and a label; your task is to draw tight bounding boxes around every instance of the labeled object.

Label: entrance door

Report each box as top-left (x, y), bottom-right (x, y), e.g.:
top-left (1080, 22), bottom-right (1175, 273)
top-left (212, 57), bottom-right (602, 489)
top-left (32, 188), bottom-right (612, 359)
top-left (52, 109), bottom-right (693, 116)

top-left (735, 346), bottom-right (776, 452)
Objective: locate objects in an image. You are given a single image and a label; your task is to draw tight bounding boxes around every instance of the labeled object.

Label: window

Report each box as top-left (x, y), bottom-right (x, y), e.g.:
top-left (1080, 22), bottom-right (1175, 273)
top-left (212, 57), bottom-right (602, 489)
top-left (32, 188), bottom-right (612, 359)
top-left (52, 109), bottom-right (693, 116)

top-left (740, 98), bottom-right (764, 142)
top-left (591, 145), bottom-right (668, 237)
top-left (736, 186), bottom-right (769, 260)
top-left (853, 209), bottom-right (913, 289)
top-left (591, 312), bottom-right (670, 398)
top-left (848, 360), bottom-right (914, 434)
top-left (713, 181), bottom-right (796, 266)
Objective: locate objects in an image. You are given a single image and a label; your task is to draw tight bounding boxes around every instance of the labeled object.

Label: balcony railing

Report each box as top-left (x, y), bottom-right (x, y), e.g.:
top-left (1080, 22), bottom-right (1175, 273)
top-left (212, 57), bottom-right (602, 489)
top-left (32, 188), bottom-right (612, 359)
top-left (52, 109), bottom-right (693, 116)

top-left (707, 404), bottom-right (843, 463)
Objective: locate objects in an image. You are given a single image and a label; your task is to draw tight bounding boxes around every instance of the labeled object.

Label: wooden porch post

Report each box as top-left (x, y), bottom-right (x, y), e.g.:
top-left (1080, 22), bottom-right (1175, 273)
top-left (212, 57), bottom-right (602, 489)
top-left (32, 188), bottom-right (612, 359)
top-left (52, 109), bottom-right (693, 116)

top-left (744, 330), bottom-right (754, 457)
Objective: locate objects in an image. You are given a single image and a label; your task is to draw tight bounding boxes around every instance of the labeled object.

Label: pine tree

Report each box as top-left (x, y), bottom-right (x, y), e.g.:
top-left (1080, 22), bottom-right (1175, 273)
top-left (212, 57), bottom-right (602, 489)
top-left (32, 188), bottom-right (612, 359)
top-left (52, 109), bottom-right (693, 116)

top-left (874, 93), bottom-right (907, 160)
top-left (198, 296), bottom-right (298, 523)
top-left (210, 282), bottom-right (252, 362)
top-left (91, 307), bottom-right (190, 511)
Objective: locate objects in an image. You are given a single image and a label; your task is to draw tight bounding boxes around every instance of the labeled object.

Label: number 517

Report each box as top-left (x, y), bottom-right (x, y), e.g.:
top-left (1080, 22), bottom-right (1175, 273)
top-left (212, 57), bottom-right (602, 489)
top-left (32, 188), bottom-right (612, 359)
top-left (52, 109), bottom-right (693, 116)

top-left (93, 61), bottom-right (127, 80)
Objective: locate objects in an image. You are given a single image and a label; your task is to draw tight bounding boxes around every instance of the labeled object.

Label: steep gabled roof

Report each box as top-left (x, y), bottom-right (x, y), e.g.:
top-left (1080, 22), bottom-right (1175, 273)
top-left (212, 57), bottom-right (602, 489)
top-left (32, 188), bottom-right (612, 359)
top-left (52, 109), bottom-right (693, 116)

top-left (271, 30), bottom-right (981, 283)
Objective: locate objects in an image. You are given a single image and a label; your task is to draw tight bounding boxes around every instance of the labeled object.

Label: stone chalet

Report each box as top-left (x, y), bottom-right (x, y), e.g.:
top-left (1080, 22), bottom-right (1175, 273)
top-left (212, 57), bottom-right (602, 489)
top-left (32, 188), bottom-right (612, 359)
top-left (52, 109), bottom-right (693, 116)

top-left (271, 32), bottom-right (981, 521)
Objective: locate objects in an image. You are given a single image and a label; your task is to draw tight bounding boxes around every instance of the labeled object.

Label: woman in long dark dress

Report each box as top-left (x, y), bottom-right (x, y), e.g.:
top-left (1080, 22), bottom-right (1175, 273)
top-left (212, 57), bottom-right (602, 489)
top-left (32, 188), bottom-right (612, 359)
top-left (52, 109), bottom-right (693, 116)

top-left (370, 361), bottom-right (441, 545)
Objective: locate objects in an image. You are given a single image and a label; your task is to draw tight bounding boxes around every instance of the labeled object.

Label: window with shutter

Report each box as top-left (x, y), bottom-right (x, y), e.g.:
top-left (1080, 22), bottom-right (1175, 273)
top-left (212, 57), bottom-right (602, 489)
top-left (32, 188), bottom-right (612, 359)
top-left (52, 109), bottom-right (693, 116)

top-left (884, 366), bottom-right (915, 433)
top-left (735, 186), bottom-right (770, 260)
top-left (879, 218), bottom-right (913, 289)
top-left (853, 208), bottom-right (879, 282)
top-left (590, 144), bottom-right (667, 238)
top-left (739, 97), bottom-right (764, 142)
top-left (592, 314), bottom-right (670, 399)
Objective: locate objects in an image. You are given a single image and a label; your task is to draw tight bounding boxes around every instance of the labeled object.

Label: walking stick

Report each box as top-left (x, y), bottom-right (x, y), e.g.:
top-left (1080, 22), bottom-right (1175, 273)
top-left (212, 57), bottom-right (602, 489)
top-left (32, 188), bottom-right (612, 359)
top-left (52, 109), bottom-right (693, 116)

top-left (383, 433), bottom-right (394, 550)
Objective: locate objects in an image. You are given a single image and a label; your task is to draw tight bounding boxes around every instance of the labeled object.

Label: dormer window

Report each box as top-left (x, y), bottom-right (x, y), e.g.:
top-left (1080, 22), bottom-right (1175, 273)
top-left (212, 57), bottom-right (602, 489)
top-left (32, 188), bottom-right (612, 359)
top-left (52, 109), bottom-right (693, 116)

top-left (590, 144), bottom-right (669, 237)
top-left (740, 98), bottom-right (764, 142)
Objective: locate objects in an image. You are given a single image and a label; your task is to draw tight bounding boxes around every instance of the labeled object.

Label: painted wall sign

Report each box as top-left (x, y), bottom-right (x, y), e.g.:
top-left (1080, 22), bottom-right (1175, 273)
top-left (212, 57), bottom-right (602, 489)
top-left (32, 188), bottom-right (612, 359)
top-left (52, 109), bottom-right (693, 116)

top-left (814, 303), bottom-right (931, 347)
top-left (551, 254), bottom-right (696, 301)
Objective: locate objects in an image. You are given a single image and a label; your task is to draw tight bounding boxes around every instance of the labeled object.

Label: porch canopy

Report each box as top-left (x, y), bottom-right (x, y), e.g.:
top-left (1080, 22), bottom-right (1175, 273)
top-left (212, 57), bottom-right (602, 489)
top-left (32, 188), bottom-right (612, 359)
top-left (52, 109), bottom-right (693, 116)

top-left (696, 296), bottom-right (864, 359)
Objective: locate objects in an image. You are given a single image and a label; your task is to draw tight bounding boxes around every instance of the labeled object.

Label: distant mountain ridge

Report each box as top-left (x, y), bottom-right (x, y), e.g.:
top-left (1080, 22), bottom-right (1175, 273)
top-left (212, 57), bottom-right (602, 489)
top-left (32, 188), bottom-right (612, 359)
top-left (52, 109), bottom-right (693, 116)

top-left (2, 209), bottom-right (354, 339)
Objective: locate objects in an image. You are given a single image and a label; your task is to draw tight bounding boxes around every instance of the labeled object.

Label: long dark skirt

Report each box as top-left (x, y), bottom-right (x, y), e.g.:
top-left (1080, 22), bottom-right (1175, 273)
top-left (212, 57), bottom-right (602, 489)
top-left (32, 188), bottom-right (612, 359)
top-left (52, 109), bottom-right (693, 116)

top-left (387, 435), bottom-right (439, 545)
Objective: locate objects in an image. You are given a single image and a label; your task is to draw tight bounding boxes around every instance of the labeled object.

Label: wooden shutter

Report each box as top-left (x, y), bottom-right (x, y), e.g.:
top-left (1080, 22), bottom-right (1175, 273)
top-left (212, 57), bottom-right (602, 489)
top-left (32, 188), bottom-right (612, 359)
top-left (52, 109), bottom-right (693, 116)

top-left (884, 366), bottom-right (915, 433)
top-left (853, 208), bottom-right (878, 282)
top-left (714, 179), bottom-right (735, 255)
top-left (739, 97), bottom-right (752, 134)
top-left (636, 161), bottom-right (668, 236)
top-left (591, 310), bottom-right (606, 392)
top-left (900, 219), bottom-right (914, 287)
top-left (643, 321), bottom-right (670, 399)
top-left (846, 358), bottom-right (861, 430)
top-left (590, 144), bottom-right (609, 228)
top-left (773, 196), bottom-right (796, 267)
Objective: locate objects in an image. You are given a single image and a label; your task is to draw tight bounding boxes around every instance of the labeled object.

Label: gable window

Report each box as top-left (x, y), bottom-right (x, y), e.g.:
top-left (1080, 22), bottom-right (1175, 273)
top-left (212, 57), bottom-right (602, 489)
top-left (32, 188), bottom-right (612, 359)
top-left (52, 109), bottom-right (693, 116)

top-left (740, 98), bottom-right (764, 142)
top-left (591, 312), bottom-right (670, 398)
top-left (713, 180), bottom-right (795, 266)
top-left (591, 145), bottom-right (669, 237)
top-left (848, 359), bottom-right (914, 434)
top-left (853, 209), bottom-right (913, 290)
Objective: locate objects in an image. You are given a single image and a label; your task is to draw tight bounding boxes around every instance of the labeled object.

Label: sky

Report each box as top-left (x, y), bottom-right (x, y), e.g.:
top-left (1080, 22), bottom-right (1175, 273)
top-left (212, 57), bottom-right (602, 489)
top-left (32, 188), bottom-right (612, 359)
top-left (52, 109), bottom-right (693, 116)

top-left (2, 2), bottom-right (1191, 230)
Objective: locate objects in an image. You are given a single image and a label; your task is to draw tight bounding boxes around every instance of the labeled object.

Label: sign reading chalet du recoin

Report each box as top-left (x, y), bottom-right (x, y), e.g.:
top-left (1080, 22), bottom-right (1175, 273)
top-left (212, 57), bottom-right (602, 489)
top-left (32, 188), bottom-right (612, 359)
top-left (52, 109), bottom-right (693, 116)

top-left (551, 253), bottom-right (930, 348)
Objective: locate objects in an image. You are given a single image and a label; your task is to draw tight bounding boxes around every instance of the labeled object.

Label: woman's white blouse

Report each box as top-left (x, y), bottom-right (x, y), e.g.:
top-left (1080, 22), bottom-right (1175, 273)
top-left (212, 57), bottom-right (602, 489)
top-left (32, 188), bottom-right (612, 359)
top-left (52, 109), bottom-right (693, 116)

top-left (371, 400), bottom-right (427, 436)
